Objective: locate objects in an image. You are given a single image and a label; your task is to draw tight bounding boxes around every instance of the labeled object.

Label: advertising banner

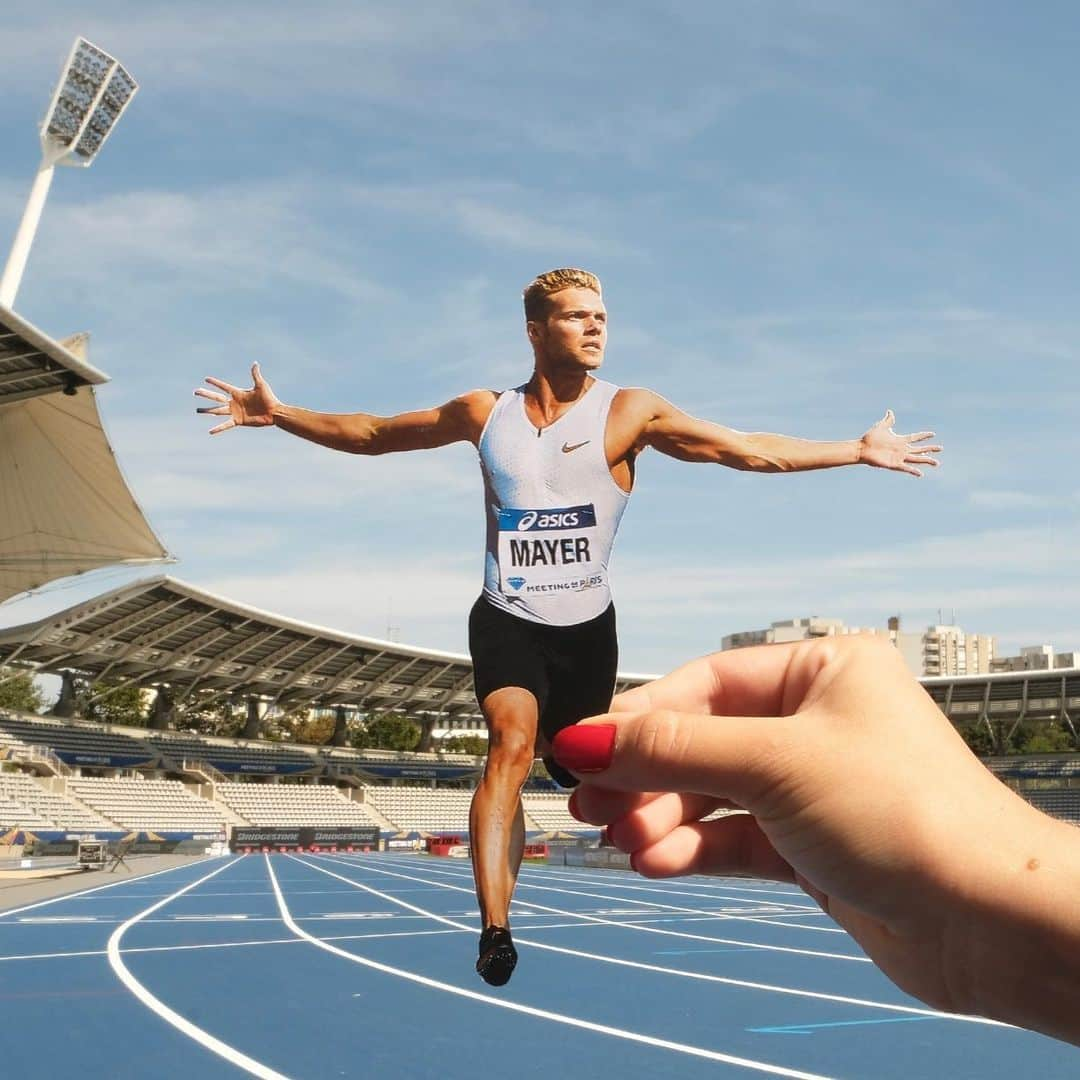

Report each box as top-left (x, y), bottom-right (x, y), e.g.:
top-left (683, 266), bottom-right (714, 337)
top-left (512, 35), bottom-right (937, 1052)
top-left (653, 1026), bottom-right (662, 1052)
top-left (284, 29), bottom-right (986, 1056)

top-left (230, 825), bottom-right (380, 851)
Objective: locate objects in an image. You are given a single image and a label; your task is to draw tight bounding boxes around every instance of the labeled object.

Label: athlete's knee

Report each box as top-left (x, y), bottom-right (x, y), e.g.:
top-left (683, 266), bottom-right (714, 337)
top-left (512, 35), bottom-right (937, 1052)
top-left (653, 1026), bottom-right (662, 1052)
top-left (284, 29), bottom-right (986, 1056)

top-left (485, 725), bottom-right (534, 777)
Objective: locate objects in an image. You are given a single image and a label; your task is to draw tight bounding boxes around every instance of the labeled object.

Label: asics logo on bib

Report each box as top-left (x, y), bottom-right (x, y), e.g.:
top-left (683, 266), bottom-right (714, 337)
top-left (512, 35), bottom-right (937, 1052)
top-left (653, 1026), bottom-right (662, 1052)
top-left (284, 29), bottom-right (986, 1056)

top-left (519, 510), bottom-right (578, 531)
top-left (498, 504), bottom-right (596, 533)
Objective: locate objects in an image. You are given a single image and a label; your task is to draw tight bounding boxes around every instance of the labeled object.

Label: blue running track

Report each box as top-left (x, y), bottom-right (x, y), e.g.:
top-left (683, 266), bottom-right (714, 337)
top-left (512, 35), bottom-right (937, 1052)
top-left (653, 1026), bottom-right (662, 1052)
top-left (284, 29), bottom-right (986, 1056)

top-left (0, 853), bottom-right (1074, 1078)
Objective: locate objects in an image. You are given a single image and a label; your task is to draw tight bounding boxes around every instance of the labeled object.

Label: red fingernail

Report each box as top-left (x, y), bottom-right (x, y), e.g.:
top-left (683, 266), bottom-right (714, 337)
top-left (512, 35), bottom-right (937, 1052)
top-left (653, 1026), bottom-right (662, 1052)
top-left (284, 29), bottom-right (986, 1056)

top-left (552, 723), bottom-right (616, 773)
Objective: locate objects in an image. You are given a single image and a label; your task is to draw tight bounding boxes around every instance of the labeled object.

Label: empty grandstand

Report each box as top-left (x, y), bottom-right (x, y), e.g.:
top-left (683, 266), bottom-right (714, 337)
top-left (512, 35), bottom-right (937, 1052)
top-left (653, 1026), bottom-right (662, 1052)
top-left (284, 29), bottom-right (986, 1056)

top-left (215, 782), bottom-right (381, 828)
top-left (0, 771), bottom-right (117, 831)
top-left (983, 754), bottom-right (1080, 823)
top-left (66, 777), bottom-right (230, 834)
top-left (0, 711), bottom-right (154, 767)
top-left (521, 791), bottom-right (590, 833)
top-left (366, 786), bottom-right (474, 834)
top-left (145, 733), bottom-right (318, 776)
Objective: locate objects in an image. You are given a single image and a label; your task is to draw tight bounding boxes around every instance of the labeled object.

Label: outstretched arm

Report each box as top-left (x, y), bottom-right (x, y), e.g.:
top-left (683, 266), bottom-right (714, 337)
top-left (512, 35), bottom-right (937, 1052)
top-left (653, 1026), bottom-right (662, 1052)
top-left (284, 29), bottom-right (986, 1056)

top-left (194, 363), bottom-right (492, 453)
top-left (632, 391), bottom-right (941, 477)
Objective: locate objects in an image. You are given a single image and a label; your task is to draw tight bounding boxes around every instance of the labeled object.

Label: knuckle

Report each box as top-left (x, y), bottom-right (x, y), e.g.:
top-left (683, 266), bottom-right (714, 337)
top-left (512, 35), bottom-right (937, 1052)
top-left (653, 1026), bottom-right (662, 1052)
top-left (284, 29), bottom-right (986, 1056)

top-left (634, 709), bottom-right (690, 763)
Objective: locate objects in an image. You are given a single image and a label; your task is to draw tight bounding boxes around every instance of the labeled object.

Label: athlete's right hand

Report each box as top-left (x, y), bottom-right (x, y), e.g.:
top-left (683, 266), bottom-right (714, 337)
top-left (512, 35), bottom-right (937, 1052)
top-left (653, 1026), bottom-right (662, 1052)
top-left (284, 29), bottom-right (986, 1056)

top-left (194, 362), bottom-right (281, 434)
top-left (553, 636), bottom-right (1080, 1041)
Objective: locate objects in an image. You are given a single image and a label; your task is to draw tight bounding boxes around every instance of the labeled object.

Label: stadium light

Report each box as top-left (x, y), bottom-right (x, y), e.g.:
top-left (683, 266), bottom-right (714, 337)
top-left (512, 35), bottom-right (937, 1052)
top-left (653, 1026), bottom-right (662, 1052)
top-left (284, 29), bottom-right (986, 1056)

top-left (0, 37), bottom-right (138, 308)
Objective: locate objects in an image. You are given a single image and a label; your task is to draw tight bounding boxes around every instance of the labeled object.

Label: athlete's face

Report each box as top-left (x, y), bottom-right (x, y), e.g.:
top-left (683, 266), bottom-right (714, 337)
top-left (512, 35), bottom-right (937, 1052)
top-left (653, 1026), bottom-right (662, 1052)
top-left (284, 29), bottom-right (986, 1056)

top-left (528, 287), bottom-right (607, 372)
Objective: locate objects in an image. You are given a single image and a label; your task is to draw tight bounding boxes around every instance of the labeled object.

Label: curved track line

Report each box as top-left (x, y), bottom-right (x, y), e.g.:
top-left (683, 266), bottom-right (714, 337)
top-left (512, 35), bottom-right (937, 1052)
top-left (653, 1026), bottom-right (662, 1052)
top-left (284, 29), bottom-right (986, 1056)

top-left (304, 854), bottom-right (1008, 1028)
top-left (106, 857), bottom-right (289, 1080)
top-left (269, 856), bottom-right (830, 1080)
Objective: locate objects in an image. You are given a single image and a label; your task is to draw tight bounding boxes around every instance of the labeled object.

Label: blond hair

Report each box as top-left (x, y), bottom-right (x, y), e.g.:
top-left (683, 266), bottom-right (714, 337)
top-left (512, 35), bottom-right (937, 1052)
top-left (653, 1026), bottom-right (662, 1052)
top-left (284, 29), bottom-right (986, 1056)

top-left (522, 268), bottom-right (602, 322)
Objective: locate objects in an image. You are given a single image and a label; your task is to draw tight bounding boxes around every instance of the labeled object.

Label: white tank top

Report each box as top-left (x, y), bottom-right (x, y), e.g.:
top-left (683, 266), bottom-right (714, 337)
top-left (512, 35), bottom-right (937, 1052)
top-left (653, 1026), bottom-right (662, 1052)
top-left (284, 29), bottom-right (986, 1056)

top-left (477, 378), bottom-right (630, 626)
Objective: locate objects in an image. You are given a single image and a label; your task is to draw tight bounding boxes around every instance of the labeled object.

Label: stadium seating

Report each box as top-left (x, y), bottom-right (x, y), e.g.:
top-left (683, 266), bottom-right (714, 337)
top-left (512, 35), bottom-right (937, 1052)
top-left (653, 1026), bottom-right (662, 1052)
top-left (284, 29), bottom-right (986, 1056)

top-left (0, 711), bottom-right (152, 761)
top-left (67, 777), bottom-right (228, 833)
top-left (520, 792), bottom-right (587, 832)
top-left (143, 733), bottom-right (317, 773)
top-left (0, 772), bottom-right (117, 831)
top-left (985, 756), bottom-right (1080, 780)
top-left (1020, 788), bottom-right (1080, 823)
top-left (216, 782), bottom-right (380, 826)
top-left (365, 786), bottom-right (474, 833)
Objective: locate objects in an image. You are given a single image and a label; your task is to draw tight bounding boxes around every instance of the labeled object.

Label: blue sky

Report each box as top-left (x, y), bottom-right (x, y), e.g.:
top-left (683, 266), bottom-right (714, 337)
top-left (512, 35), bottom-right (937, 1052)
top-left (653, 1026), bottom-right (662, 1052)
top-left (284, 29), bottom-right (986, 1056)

top-left (1, 1), bottom-right (1078, 674)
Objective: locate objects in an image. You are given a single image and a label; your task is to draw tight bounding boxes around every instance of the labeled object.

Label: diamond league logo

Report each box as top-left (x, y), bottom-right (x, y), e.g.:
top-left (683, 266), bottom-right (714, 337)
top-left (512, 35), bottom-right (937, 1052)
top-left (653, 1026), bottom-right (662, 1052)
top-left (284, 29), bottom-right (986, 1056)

top-left (507, 577), bottom-right (526, 590)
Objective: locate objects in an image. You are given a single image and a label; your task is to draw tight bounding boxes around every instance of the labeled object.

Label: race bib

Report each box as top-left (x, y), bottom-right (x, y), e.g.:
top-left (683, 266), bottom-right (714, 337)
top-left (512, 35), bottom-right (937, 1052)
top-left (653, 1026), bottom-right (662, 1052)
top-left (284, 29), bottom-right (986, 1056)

top-left (496, 503), bottom-right (605, 597)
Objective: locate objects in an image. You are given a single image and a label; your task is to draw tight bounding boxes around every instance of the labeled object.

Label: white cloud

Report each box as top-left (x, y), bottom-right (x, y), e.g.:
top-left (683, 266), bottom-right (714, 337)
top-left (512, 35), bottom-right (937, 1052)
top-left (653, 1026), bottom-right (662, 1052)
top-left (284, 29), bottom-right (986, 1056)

top-left (967, 490), bottom-right (1065, 511)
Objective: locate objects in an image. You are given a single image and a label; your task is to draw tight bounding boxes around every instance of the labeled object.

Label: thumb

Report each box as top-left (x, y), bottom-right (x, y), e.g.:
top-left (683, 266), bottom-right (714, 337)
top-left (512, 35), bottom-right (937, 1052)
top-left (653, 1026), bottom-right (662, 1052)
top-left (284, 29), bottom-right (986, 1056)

top-left (252, 361), bottom-right (264, 386)
top-left (881, 408), bottom-right (895, 428)
top-left (551, 710), bottom-right (790, 810)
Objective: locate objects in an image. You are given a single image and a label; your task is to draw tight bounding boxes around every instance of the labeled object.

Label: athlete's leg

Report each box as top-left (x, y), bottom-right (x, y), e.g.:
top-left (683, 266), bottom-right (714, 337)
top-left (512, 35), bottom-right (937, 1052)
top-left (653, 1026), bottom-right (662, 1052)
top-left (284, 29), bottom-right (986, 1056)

top-left (541, 603), bottom-right (619, 785)
top-left (470, 686), bottom-right (538, 931)
top-left (466, 596), bottom-right (548, 984)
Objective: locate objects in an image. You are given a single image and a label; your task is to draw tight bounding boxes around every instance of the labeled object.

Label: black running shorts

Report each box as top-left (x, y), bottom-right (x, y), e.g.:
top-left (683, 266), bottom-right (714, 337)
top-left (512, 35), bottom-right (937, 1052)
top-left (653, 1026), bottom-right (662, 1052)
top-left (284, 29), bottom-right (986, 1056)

top-left (468, 595), bottom-right (618, 743)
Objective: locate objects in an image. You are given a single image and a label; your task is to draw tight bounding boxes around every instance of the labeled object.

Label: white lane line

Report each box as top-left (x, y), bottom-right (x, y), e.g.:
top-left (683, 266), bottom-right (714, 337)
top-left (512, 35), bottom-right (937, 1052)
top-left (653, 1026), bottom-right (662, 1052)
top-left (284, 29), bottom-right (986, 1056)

top-left (344, 856), bottom-right (863, 963)
top-left (318, 912), bottom-right (396, 920)
top-left (269, 856), bottom-right (830, 1080)
top-left (306, 855), bottom-right (1008, 1028)
top-left (530, 868), bottom-right (841, 931)
top-left (173, 915), bottom-right (249, 922)
top-left (533, 866), bottom-right (821, 911)
top-left (379, 855), bottom-right (811, 903)
top-left (106, 857), bottom-right (289, 1080)
top-left (0, 857), bottom-right (220, 920)
top-left (17, 916), bottom-right (99, 923)
top-left (382, 851), bottom-right (842, 937)
top-left (0, 929), bottom-right (463, 965)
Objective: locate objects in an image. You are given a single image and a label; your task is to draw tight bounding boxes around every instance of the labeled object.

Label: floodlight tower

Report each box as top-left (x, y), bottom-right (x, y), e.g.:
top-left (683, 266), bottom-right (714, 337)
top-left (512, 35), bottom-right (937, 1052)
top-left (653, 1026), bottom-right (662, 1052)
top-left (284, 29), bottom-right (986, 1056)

top-left (0, 37), bottom-right (138, 308)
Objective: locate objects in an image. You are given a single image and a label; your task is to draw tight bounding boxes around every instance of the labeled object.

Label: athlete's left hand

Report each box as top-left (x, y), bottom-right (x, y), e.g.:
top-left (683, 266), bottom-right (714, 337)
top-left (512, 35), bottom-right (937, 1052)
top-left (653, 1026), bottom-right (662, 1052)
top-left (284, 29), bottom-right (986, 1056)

top-left (858, 410), bottom-right (941, 477)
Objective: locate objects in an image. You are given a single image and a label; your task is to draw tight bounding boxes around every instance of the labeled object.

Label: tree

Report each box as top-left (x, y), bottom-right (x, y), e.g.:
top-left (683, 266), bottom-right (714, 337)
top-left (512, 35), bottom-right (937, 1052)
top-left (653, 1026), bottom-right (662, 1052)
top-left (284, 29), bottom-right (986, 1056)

top-left (441, 734), bottom-right (488, 756)
top-left (282, 710), bottom-right (334, 746)
top-left (953, 718), bottom-right (997, 757)
top-left (174, 691), bottom-right (244, 737)
top-left (1013, 719), bottom-right (1076, 754)
top-left (351, 712), bottom-right (420, 752)
top-left (0, 667), bottom-right (44, 714)
top-left (80, 679), bottom-right (147, 727)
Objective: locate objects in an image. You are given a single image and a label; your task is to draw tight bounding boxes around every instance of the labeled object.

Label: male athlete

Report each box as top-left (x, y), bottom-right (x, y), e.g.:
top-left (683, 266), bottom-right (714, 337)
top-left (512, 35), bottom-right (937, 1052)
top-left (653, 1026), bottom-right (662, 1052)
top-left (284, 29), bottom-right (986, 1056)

top-left (195, 268), bottom-right (941, 987)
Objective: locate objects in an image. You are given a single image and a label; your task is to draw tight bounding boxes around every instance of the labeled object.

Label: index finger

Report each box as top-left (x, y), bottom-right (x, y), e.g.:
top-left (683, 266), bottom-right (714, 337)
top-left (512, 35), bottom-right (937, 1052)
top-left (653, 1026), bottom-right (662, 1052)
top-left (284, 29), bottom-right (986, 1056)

top-left (205, 376), bottom-right (241, 396)
top-left (612, 642), bottom-right (817, 719)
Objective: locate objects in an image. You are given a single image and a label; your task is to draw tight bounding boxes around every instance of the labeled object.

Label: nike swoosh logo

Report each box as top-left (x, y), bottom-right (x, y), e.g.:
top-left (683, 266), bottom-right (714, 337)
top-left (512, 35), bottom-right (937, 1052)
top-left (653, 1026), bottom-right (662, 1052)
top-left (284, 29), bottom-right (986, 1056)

top-left (561, 440), bottom-right (591, 454)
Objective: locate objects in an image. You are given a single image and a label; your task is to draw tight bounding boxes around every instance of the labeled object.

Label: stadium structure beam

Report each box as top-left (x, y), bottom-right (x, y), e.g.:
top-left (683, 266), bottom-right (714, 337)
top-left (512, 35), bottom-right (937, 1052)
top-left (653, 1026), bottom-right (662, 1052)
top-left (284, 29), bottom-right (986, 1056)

top-left (1, 37), bottom-right (137, 307)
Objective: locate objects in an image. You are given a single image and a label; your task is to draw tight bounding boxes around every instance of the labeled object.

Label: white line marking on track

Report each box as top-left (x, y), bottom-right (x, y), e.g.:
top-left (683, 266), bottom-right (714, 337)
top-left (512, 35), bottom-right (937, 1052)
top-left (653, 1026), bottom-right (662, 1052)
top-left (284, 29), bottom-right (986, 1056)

top-left (536, 866), bottom-right (823, 912)
top-left (0, 929), bottom-right (464, 965)
top-left (106, 857), bottom-right (290, 1080)
top-left (505, 865), bottom-right (848, 935)
top-left (17, 916), bottom-right (99, 923)
top-left (318, 912), bottom-right (396, 919)
top-left (173, 914), bottom-right (249, 921)
top-left (270, 856), bottom-right (831, 1080)
top-left (311, 854), bottom-right (1009, 1028)
top-left (349, 856), bottom-right (864, 963)
top-left (0, 857), bottom-right (218, 920)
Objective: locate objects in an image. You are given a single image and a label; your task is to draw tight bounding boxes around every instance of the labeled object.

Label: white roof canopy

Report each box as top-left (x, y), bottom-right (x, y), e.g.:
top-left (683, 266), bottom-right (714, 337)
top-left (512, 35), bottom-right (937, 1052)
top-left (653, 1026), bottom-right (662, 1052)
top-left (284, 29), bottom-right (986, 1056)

top-left (0, 575), bottom-right (654, 716)
top-left (0, 382), bottom-right (170, 602)
top-left (0, 304), bottom-right (108, 405)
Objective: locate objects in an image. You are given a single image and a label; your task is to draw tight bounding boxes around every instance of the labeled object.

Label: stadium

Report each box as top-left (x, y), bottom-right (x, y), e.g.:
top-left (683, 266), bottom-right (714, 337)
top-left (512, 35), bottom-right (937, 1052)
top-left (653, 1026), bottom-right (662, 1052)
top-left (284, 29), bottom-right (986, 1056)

top-left (2, 24), bottom-right (1079, 1080)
